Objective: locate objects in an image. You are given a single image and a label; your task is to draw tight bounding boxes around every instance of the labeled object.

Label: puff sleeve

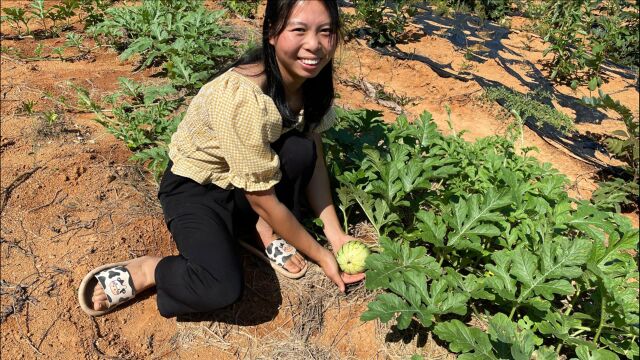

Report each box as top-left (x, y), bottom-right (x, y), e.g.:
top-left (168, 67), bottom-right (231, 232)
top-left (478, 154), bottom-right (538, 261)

top-left (208, 79), bottom-right (283, 192)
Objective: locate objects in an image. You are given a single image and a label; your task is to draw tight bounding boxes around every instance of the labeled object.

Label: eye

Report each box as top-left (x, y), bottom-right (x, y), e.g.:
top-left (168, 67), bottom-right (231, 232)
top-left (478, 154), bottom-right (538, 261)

top-left (292, 27), bottom-right (305, 33)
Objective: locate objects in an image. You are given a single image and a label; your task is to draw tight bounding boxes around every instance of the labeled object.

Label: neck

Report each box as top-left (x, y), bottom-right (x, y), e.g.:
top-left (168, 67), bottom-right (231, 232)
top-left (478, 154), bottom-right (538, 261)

top-left (277, 63), bottom-right (304, 97)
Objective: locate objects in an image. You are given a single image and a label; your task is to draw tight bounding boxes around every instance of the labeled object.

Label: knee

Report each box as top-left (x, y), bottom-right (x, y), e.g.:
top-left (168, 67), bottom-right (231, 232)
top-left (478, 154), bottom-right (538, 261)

top-left (189, 266), bottom-right (243, 312)
top-left (278, 134), bottom-right (317, 180)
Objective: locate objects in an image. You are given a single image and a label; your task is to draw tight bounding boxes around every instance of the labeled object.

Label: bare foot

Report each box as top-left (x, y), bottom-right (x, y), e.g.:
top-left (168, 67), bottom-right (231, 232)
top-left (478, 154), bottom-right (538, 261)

top-left (91, 255), bottom-right (161, 311)
top-left (255, 217), bottom-right (306, 274)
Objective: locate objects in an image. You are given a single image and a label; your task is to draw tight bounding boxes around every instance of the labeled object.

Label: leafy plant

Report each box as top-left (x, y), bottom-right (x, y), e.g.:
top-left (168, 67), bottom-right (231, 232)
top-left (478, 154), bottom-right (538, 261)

top-left (221, 0), bottom-right (260, 19)
top-left (73, 78), bottom-right (185, 179)
top-left (592, 178), bottom-right (639, 213)
top-left (583, 90), bottom-right (639, 212)
top-left (88, 0), bottom-right (237, 92)
top-left (323, 108), bottom-right (639, 358)
top-left (18, 100), bottom-right (37, 115)
top-left (1, 7), bottom-right (32, 36)
top-left (538, 0), bottom-right (639, 86)
top-left (40, 109), bottom-right (60, 126)
top-left (352, 0), bottom-right (420, 47)
top-left (485, 86), bottom-right (575, 135)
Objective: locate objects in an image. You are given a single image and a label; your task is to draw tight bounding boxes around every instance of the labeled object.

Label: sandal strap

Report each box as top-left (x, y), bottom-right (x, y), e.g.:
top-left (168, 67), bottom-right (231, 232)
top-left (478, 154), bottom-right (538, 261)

top-left (94, 266), bottom-right (136, 308)
top-left (265, 238), bottom-right (297, 267)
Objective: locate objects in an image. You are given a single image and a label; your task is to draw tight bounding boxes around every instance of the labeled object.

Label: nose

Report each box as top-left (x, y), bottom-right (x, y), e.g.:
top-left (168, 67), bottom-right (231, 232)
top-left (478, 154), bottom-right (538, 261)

top-left (303, 32), bottom-right (322, 52)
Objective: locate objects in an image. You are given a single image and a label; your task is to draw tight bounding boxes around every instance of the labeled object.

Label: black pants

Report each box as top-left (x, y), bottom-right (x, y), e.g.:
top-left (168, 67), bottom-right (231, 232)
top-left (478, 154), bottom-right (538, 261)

top-left (155, 130), bottom-right (317, 318)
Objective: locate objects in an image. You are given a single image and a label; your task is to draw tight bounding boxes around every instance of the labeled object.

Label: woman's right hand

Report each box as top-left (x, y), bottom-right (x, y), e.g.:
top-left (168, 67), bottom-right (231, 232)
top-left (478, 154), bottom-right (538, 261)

top-left (317, 248), bottom-right (365, 293)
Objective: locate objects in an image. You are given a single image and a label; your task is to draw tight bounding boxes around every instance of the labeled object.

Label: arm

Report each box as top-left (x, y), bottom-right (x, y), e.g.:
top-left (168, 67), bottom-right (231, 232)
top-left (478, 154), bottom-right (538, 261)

top-left (305, 132), bottom-right (346, 249)
top-left (305, 133), bottom-right (365, 282)
top-left (244, 188), bottom-right (349, 291)
top-left (245, 188), bottom-right (325, 262)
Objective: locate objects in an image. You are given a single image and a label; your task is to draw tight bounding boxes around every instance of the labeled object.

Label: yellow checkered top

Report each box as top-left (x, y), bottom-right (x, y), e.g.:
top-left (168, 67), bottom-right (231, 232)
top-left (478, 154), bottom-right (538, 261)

top-left (168, 68), bottom-right (336, 191)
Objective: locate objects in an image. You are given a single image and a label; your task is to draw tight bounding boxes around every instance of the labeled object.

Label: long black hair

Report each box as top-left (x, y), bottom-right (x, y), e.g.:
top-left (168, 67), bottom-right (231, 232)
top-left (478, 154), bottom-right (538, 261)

top-left (229, 0), bottom-right (341, 132)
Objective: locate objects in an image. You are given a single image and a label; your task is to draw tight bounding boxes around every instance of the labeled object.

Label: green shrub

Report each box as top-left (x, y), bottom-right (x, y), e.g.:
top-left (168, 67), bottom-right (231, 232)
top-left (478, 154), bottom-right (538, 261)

top-left (538, 0), bottom-right (639, 85)
top-left (73, 78), bottom-right (185, 179)
top-left (221, 0), bottom-right (260, 19)
top-left (324, 108), bottom-right (639, 359)
top-left (352, 0), bottom-right (419, 46)
top-left (485, 86), bottom-right (575, 134)
top-left (88, 0), bottom-right (237, 92)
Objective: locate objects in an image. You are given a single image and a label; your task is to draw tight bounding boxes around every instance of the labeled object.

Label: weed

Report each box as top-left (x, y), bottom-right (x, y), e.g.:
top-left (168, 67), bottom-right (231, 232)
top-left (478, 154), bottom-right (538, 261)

top-left (41, 110), bottom-right (59, 126)
top-left (221, 0), bottom-right (260, 19)
top-left (373, 83), bottom-right (421, 107)
top-left (18, 100), bottom-right (37, 115)
top-left (458, 59), bottom-right (474, 72)
top-left (484, 86), bottom-right (575, 134)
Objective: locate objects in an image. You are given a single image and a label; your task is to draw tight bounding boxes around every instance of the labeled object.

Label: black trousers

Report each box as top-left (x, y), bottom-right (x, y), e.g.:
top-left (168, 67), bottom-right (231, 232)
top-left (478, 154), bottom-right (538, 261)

top-left (155, 130), bottom-right (317, 318)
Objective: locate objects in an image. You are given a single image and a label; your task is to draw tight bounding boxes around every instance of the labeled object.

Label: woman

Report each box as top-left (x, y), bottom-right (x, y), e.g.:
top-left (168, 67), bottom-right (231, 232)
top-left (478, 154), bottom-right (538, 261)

top-left (79, 0), bottom-right (364, 318)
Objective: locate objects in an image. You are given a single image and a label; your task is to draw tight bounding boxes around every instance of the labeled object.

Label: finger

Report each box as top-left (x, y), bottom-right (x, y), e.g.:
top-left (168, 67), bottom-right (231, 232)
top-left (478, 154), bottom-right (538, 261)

top-left (341, 272), bottom-right (365, 284)
top-left (329, 272), bottom-right (345, 293)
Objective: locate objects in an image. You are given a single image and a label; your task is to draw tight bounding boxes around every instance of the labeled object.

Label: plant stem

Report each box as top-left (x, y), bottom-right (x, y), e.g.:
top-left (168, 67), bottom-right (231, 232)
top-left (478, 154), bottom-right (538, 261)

top-left (508, 305), bottom-right (518, 320)
top-left (564, 287), bottom-right (580, 316)
top-left (593, 288), bottom-right (607, 344)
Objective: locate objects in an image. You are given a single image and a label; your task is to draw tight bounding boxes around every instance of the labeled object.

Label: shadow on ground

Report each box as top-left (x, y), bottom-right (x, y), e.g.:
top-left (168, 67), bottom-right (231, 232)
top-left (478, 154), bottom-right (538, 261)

top-left (360, 6), bottom-right (638, 168)
top-left (175, 252), bottom-right (282, 326)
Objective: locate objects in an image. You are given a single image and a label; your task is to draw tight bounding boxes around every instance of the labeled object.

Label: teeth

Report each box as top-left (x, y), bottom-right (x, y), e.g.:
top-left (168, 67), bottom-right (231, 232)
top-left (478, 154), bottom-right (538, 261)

top-left (300, 59), bottom-right (319, 65)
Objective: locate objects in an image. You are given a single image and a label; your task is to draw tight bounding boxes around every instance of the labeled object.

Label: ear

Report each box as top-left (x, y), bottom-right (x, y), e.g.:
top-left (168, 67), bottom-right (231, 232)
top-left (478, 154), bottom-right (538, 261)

top-left (269, 36), bottom-right (277, 46)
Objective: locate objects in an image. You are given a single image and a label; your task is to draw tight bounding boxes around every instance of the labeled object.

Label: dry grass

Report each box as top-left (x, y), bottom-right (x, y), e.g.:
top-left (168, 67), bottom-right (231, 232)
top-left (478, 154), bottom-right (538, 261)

top-left (171, 242), bottom-right (453, 359)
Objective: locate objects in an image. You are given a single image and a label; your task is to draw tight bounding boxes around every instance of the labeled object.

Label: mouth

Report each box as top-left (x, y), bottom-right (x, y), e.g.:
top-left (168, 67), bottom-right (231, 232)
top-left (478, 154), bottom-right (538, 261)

top-left (299, 58), bottom-right (321, 67)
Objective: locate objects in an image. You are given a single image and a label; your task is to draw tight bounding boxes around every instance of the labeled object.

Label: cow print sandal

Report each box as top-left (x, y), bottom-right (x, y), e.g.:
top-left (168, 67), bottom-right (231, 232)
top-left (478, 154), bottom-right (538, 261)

top-left (78, 260), bottom-right (137, 316)
top-left (239, 238), bottom-right (308, 279)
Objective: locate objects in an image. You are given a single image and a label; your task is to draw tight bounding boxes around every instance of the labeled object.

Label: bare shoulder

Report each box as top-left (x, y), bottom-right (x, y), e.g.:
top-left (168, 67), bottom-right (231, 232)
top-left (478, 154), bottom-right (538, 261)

top-left (233, 63), bottom-right (267, 92)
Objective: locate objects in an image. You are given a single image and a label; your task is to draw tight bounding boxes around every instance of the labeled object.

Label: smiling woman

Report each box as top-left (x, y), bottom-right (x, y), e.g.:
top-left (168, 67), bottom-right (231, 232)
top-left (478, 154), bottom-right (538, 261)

top-left (79, 0), bottom-right (366, 319)
top-left (269, 2), bottom-right (337, 88)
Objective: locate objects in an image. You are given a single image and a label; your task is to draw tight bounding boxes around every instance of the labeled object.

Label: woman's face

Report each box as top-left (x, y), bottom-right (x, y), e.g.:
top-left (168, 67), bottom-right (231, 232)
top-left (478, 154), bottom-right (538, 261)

top-left (269, 0), bottom-right (336, 90)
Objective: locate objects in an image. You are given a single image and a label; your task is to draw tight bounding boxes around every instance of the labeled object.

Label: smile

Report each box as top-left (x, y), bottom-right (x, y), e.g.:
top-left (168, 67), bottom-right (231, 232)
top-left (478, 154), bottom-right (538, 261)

top-left (299, 58), bottom-right (320, 65)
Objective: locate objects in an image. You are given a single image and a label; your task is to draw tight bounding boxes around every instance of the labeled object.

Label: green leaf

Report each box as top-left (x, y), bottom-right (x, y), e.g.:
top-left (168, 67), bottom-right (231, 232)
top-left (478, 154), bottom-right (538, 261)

top-left (574, 345), bottom-right (620, 360)
top-left (413, 210), bottom-right (446, 247)
top-left (588, 77), bottom-right (598, 91)
top-left (446, 190), bottom-right (509, 251)
top-left (360, 292), bottom-right (430, 330)
top-left (433, 320), bottom-right (496, 359)
top-left (487, 313), bottom-right (516, 343)
top-left (365, 237), bottom-right (440, 291)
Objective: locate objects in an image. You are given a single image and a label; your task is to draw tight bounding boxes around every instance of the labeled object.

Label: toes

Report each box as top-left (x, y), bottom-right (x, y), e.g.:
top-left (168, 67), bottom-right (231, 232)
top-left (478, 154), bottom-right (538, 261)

top-left (284, 254), bottom-right (306, 273)
top-left (92, 292), bottom-right (107, 301)
top-left (91, 282), bottom-right (108, 311)
top-left (93, 301), bottom-right (108, 311)
top-left (294, 254), bottom-right (306, 269)
top-left (284, 260), bottom-right (300, 273)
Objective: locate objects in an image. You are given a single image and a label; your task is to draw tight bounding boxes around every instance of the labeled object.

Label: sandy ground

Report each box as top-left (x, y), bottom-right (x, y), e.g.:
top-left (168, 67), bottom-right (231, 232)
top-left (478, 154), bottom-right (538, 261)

top-left (1, 1), bottom-right (638, 359)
